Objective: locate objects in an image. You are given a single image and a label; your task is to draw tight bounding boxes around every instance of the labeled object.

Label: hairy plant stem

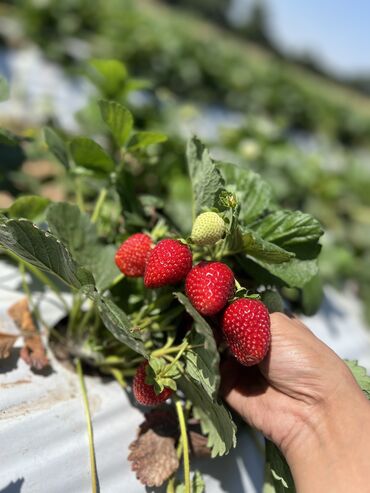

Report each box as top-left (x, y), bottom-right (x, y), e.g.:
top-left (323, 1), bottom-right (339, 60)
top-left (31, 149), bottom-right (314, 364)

top-left (76, 359), bottom-right (98, 493)
top-left (174, 396), bottom-right (191, 493)
top-left (91, 187), bottom-right (108, 224)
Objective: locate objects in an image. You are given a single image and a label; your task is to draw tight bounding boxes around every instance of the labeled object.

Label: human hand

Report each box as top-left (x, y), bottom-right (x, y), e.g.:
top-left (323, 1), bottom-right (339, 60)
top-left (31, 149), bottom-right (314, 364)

top-left (221, 312), bottom-right (370, 493)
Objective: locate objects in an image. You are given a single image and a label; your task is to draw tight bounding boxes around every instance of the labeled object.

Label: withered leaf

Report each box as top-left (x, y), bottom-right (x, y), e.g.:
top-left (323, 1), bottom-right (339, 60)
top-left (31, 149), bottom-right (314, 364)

top-left (128, 408), bottom-right (179, 487)
top-left (0, 333), bottom-right (17, 359)
top-left (7, 298), bottom-right (49, 370)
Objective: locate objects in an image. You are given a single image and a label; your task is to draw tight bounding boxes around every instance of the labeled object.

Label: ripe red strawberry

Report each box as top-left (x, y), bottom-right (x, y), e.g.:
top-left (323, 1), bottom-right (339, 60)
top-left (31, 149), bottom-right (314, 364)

top-left (221, 298), bottom-right (271, 366)
top-left (144, 239), bottom-right (192, 288)
top-left (133, 361), bottom-right (173, 406)
top-left (185, 261), bottom-right (235, 316)
top-left (115, 233), bottom-right (152, 277)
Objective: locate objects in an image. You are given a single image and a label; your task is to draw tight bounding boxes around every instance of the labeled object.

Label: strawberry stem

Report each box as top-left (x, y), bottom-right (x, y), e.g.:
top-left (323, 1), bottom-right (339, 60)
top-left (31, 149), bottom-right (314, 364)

top-left (76, 359), bottom-right (98, 493)
top-left (91, 187), bottom-right (108, 224)
top-left (174, 396), bottom-right (191, 493)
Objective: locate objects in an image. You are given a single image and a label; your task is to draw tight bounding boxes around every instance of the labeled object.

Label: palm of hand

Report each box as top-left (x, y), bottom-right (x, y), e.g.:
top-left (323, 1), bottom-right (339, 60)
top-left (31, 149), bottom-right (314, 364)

top-left (221, 313), bottom-right (350, 452)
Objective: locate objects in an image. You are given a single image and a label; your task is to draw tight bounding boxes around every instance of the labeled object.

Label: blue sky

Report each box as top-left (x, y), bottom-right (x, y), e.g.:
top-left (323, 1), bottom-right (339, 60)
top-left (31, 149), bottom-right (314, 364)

top-left (229, 0), bottom-right (370, 76)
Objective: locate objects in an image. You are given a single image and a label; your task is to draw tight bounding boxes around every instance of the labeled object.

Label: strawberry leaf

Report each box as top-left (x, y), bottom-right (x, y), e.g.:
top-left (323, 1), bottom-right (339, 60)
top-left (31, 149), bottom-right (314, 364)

top-left (174, 292), bottom-right (220, 398)
top-left (128, 131), bottom-right (167, 151)
top-left (239, 255), bottom-right (319, 289)
top-left (223, 226), bottom-right (294, 263)
top-left (179, 375), bottom-right (236, 457)
top-left (46, 202), bottom-right (119, 291)
top-left (44, 127), bottom-right (69, 168)
top-left (0, 218), bottom-right (94, 290)
top-left (345, 360), bottom-right (370, 399)
top-left (8, 195), bottom-right (50, 222)
top-left (184, 332), bottom-right (220, 401)
top-left (87, 59), bottom-right (128, 98)
top-left (220, 163), bottom-right (272, 223)
top-left (253, 210), bottom-right (323, 258)
top-left (187, 136), bottom-right (226, 218)
top-left (70, 137), bottom-right (115, 175)
top-left (96, 296), bottom-right (147, 356)
top-left (99, 100), bottom-right (133, 147)
top-left (265, 440), bottom-right (295, 493)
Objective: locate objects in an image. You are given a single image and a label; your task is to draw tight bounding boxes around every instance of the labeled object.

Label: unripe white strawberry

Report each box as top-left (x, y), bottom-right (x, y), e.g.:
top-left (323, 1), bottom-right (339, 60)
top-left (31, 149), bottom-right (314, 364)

top-left (191, 212), bottom-right (225, 246)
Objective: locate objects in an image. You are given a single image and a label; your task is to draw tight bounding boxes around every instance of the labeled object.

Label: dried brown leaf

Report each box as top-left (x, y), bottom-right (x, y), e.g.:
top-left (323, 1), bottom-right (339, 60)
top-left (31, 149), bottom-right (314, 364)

top-left (128, 408), bottom-right (179, 487)
top-left (0, 333), bottom-right (17, 359)
top-left (7, 298), bottom-right (49, 370)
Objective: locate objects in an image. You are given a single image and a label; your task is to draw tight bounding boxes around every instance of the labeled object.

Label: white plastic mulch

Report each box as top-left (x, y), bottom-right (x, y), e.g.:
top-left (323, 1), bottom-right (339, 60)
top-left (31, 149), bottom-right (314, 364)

top-left (0, 260), bottom-right (369, 493)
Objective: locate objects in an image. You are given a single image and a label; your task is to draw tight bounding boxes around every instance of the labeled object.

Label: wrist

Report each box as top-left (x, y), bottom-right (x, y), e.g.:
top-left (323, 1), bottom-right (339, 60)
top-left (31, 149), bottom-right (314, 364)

top-left (283, 372), bottom-right (370, 493)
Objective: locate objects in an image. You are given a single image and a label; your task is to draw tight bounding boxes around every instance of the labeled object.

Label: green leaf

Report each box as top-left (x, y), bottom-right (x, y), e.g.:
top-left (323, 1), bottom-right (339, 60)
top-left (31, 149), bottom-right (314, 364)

top-left (184, 332), bottom-right (219, 401)
top-left (179, 375), bottom-right (236, 457)
top-left (174, 292), bottom-right (220, 398)
top-left (223, 226), bottom-right (294, 263)
top-left (265, 440), bottom-right (295, 493)
top-left (186, 136), bottom-right (226, 217)
top-left (88, 59), bottom-right (127, 98)
top-left (99, 100), bottom-right (133, 147)
top-left (46, 202), bottom-right (119, 291)
top-left (96, 296), bottom-right (147, 356)
top-left (221, 163), bottom-right (271, 223)
top-left (245, 256), bottom-right (319, 289)
top-left (70, 137), bottom-right (115, 175)
top-left (301, 274), bottom-right (323, 315)
top-left (254, 211), bottom-right (323, 258)
top-left (0, 76), bottom-right (9, 102)
top-left (0, 218), bottom-right (94, 289)
top-left (8, 195), bottom-right (50, 221)
top-left (128, 131), bottom-right (167, 151)
top-left (243, 230), bottom-right (294, 263)
top-left (89, 244), bottom-right (119, 292)
top-left (0, 129), bottom-right (19, 146)
top-left (44, 127), bottom-right (69, 168)
top-left (345, 360), bottom-right (370, 400)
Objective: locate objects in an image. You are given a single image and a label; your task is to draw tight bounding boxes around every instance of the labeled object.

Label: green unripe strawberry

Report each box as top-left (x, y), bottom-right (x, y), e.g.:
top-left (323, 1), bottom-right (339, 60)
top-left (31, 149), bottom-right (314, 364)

top-left (191, 212), bottom-right (225, 246)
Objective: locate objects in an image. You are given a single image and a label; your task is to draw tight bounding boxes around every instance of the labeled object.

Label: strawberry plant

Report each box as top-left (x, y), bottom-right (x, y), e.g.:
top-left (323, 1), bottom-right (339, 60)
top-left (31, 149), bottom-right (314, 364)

top-left (1, 61), bottom-right (369, 493)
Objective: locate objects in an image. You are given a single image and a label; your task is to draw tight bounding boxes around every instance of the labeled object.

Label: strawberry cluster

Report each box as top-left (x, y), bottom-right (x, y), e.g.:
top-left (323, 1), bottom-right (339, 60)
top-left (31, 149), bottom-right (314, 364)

top-left (115, 216), bottom-right (271, 407)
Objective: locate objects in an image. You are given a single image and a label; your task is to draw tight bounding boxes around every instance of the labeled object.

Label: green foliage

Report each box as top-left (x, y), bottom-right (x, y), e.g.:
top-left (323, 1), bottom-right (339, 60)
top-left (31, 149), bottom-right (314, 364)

top-left (88, 59), bottom-right (128, 98)
top-left (221, 164), bottom-right (272, 223)
top-left (183, 332), bottom-right (219, 401)
top-left (0, 218), bottom-right (94, 290)
top-left (44, 127), bottom-right (70, 168)
top-left (96, 296), bottom-right (147, 356)
top-left (187, 136), bottom-right (226, 217)
top-left (99, 100), bottom-right (133, 147)
top-left (345, 360), bottom-right (370, 399)
top-left (46, 202), bottom-right (119, 291)
top-left (8, 195), bottom-right (50, 221)
top-left (264, 440), bottom-right (295, 492)
top-left (128, 131), bottom-right (168, 151)
top-left (175, 292), bottom-right (220, 396)
top-left (70, 137), bottom-right (115, 175)
top-left (179, 375), bottom-right (237, 457)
